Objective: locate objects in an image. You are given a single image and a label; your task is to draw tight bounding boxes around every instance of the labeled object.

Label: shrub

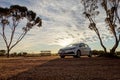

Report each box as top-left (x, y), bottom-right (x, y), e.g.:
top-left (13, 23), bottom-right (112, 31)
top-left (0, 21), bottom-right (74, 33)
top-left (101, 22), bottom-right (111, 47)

top-left (17, 53), bottom-right (22, 56)
top-left (10, 52), bottom-right (17, 57)
top-left (0, 50), bottom-right (6, 56)
top-left (40, 53), bottom-right (51, 56)
top-left (0, 52), bottom-right (5, 56)
top-left (91, 50), bottom-right (105, 55)
top-left (116, 51), bottom-right (120, 55)
top-left (22, 52), bottom-right (27, 57)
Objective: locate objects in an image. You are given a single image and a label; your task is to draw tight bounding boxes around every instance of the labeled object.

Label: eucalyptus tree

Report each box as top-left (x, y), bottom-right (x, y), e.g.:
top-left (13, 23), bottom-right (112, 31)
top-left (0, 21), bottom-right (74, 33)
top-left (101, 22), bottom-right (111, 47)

top-left (82, 0), bottom-right (120, 55)
top-left (0, 5), bottom-right (42, 57)
top-left (82, 0), bottom-right (107, 53)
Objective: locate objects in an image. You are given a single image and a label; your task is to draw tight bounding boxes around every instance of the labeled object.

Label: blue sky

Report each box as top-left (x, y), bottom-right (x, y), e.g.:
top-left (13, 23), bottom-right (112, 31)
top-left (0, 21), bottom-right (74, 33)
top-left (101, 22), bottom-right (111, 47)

top-left (0, 0), bottom-right (120, 53)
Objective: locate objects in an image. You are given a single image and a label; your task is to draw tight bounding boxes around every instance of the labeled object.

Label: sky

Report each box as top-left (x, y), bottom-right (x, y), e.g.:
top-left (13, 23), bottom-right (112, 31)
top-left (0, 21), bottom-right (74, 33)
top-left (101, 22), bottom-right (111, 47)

top-left (0, 0), bottom-right (120, 53)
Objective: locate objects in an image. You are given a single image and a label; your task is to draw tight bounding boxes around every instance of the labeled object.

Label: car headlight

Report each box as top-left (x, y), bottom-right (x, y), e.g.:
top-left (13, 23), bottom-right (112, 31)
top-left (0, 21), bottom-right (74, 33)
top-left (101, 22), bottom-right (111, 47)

top-left (58, 50), bottom-right (64, 53)
top-left (70, 47), bottom-right (75, 50)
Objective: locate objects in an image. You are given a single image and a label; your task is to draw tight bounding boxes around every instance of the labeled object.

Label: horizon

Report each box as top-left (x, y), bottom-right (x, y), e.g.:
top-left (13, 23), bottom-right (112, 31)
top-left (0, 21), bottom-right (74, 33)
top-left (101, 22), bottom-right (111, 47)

top-left (0, 0), bottom-right (120, 54)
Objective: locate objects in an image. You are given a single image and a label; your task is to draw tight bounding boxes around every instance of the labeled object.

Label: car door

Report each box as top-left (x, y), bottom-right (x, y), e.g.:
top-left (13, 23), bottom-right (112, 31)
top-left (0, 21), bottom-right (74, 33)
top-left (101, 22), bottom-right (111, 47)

top-left (84, 44), bottom-right (90, 55)
top-left (79, 43), bottom-right (86, 55)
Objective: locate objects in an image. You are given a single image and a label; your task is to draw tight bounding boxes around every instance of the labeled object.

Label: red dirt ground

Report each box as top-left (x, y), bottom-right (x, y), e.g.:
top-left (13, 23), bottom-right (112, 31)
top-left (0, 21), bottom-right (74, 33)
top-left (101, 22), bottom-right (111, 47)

top-left (0, 56), bottom-right (120, 80)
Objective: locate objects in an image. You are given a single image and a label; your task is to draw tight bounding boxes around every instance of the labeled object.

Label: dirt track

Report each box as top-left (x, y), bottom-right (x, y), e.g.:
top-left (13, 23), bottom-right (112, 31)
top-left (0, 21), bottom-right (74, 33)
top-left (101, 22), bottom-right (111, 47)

top-left (0, 56), bottom-right (120, 80)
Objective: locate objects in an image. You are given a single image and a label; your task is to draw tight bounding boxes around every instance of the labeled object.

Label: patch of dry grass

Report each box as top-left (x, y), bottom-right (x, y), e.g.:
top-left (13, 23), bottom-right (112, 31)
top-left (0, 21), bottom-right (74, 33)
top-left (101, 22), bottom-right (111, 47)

top-left (0, 56), bottom-right (58, 79)
top-left (0, 56), bottom-right (120, 80)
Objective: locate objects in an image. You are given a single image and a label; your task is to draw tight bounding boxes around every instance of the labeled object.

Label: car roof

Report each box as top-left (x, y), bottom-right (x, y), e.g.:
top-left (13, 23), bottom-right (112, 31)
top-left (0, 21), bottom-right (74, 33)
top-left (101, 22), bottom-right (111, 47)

top-left (73, 43), bottom-right (85, 44)
top-left (69, 43), bottom-right (85, 46)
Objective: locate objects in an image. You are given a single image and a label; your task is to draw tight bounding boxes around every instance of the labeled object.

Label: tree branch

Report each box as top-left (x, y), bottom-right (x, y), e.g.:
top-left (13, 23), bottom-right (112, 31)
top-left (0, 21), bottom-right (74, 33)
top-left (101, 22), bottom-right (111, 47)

top-left (0, 32), bottom-right (2, 36)
top-left (2, 24), bottom-right (9, 48)
top-left (8, 19), bottom-right (19, 48)
top-left (119, 34), bottom-right (120, 42)
top-left (10, 31), bottom-right (27, 50)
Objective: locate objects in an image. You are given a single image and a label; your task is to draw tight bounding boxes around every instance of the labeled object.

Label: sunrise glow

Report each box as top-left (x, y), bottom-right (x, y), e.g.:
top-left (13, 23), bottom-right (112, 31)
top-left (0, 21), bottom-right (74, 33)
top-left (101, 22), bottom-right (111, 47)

top-left (57, 38), bottom-right (74, 47)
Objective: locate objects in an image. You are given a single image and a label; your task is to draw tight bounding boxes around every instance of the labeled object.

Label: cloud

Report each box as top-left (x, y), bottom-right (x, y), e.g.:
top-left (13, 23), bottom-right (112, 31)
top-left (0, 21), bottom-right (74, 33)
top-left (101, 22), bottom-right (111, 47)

top-left (0, 0), bottom-right (119, 52)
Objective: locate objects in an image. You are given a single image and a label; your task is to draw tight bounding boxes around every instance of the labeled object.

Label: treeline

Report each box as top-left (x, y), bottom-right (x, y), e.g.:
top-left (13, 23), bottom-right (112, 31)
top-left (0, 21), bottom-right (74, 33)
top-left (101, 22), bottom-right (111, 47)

top-left (0, 50), bottom-right (58, 57)
top-left (0, 50), bottom-right (28, 57)
top-left (1, 49), bottom-right (120, 57)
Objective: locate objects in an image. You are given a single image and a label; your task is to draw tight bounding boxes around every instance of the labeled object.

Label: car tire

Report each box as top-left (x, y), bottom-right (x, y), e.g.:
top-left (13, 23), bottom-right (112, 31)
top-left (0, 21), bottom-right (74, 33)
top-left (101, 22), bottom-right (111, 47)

top-left (60, 56), bottom-right (65, 58)
top-left (88, 55), bottom-right (91, 57)
top-left (77, 50), bottom-right (81, 58)
top-left (88, 51), bottom-right (92, 57)
top-left (73, 55), bottom-right (77, 58)
top-left (73, 50), bottom-right (81, 58)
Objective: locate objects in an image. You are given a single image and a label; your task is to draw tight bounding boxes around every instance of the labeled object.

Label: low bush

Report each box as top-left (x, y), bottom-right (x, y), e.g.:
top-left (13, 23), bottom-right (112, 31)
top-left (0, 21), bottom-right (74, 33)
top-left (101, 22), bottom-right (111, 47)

top-left (40, 53), bottom-right (51, 56)
top-left (91, 50), bottom-right (120, 58)
top-left (116, 51), bottom-right (120, 55)
top-left (0, 50), bottom-right (6, 56)
top-left (91, 50), bottom-right (105, 55)
top-left (0, 52), bottom-right (5, 56)
top-left (10, 52), bottom-right (17, 57)
top-left (99, 53), bottom-right (119, 58)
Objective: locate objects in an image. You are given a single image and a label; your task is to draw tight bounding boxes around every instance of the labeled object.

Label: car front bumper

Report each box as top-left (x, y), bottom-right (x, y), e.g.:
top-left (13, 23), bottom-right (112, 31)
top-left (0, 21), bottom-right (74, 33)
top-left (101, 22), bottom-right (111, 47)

top-left (58, 50), bottom-right (76, 56)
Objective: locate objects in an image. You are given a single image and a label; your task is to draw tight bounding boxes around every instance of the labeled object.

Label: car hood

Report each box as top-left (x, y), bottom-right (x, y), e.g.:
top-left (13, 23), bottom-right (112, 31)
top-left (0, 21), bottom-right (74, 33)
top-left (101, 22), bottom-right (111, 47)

top-left (60, 46), bottom-right (76, 50)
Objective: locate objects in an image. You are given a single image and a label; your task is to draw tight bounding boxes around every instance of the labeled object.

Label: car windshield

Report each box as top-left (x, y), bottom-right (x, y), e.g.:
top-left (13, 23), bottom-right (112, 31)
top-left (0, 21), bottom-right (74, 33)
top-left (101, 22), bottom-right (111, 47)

top-left (66, 43), bottom-right (79, 47)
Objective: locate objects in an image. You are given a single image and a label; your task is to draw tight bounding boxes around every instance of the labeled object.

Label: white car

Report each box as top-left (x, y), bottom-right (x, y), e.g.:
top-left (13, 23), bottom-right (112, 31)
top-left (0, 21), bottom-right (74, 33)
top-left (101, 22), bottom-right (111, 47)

top-left (58, 43), bottom-right (91, 58)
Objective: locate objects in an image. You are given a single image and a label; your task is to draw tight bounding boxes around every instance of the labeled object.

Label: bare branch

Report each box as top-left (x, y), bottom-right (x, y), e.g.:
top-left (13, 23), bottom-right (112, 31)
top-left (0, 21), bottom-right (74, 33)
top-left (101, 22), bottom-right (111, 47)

top-left (82, 0), bottom-right (107, 53)
top-left (119, 34), bottom-right (120, 42)
top-left (8, 19), bottom-right (19, 47)
top-left (2, 24), bottom-right (9, 48)
top-left (115, 0), bottom-right (120, 24)
top-left (10, 31), bottom-right (27, 50)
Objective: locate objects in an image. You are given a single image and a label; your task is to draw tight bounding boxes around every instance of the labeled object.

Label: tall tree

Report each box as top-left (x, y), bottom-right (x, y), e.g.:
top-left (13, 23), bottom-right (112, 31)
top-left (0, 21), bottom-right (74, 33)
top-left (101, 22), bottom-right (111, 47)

top-left (82, 0), bottom-right (120, 55)
top-left (0, 5), bottom-right (42, 57)
top-left (82, 0), bottom-right (107, 53)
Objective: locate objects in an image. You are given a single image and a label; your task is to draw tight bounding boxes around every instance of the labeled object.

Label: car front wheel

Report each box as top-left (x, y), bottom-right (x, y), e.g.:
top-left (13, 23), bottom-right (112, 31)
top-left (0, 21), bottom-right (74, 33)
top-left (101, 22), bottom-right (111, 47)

top-left (77, 50), bottom-right (81, 58)
top-left (60, 56), bottom-right (65, 58)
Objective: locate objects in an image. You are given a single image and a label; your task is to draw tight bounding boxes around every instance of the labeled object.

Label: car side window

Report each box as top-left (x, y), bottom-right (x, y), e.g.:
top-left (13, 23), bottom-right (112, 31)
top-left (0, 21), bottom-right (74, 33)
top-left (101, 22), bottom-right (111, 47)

top-left (79, 43), bottom-right (85, 47)
top-left (85, 44), bottom-right (88, 48)
top-left (79, 44), bottom-right (82, 47)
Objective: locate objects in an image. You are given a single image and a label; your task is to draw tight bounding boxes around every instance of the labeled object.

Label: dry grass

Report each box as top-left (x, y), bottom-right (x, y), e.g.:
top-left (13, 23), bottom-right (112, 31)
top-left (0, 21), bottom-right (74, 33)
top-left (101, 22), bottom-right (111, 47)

top-left (0, 56), bottom-right (57, 80)
top-left (0, 56), bottom-right (120, 80)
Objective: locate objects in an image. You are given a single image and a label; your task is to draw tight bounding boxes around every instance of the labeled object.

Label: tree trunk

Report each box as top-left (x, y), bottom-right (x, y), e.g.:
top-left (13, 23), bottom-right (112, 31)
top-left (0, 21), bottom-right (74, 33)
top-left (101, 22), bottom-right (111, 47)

top-left (87, 16), bottom-right (107, 54)
top-left (97, 32), bottom-right (107, 54)
top-left (110, 37), bottom-right (119, 54)
top-left (95, 29), bottom-right (107, 54)
top-left (6, 48), bottom-right (10, 58)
